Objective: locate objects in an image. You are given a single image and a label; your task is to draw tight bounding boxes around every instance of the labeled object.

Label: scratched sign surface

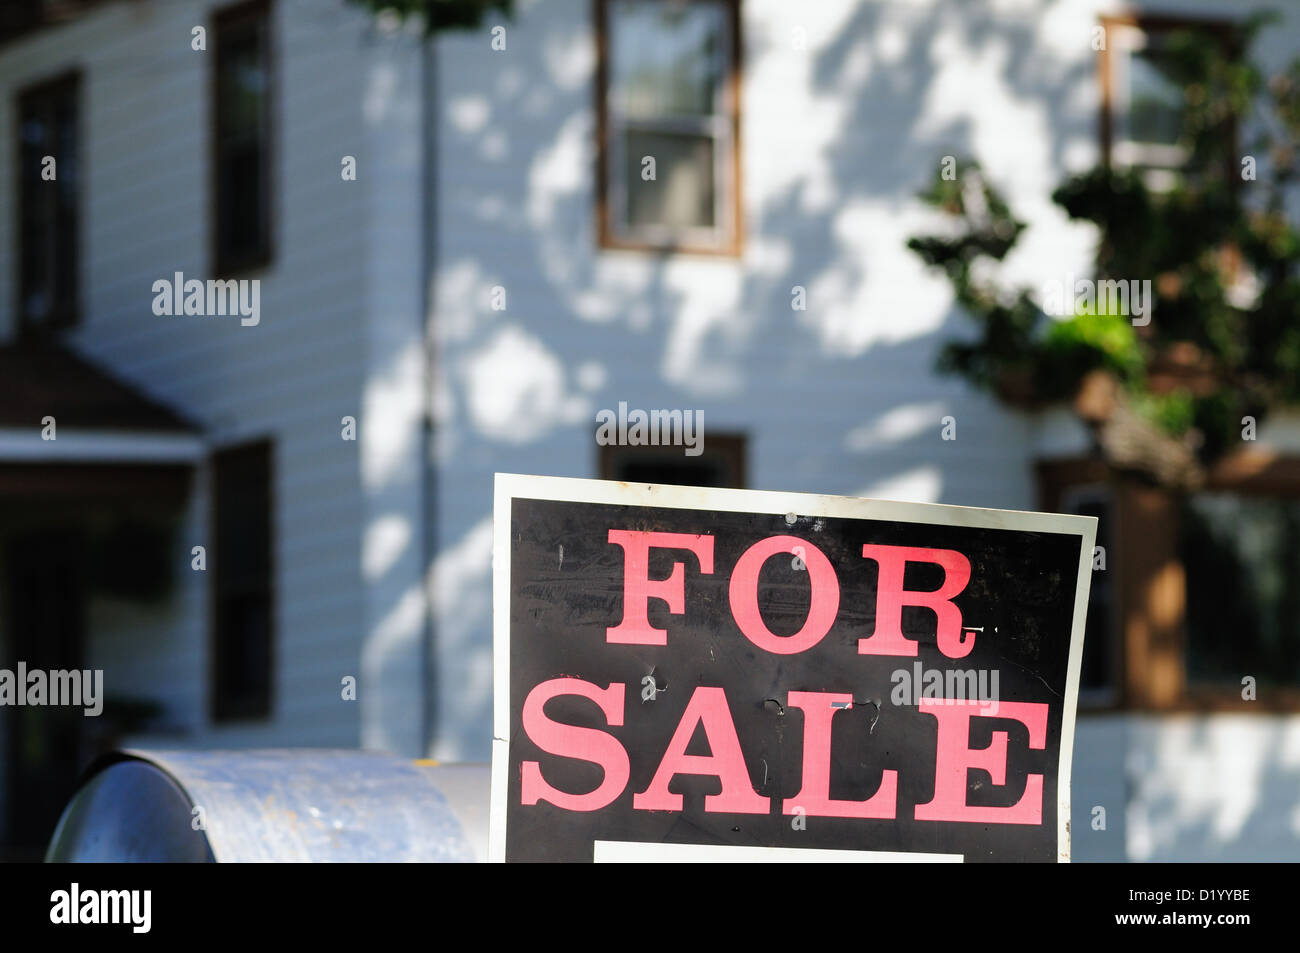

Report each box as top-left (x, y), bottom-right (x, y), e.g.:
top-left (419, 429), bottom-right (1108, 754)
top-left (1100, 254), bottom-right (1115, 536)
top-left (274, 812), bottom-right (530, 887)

top-left (490, 475), bottom-right (1095, 863)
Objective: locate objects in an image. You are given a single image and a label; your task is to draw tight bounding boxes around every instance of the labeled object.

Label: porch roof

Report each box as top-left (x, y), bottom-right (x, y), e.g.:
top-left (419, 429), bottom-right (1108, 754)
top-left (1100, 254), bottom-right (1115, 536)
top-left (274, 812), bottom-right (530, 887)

top-left (0, 342), bottom-right (199, 501)
top-left (0, 341), bottom-right (195, 434)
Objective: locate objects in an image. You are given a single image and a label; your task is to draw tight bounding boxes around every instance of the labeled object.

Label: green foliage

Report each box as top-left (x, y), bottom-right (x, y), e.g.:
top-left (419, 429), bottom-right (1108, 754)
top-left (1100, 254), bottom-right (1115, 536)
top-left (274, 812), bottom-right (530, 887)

top-left (908, 13), bottom-right (1300, 465)
top-left (1131, 389), bottom-right (1197, 437)
top-left (346, 0), bottom-right (511, 34)
top-left (1043, 305), bottom-right (1144, 381)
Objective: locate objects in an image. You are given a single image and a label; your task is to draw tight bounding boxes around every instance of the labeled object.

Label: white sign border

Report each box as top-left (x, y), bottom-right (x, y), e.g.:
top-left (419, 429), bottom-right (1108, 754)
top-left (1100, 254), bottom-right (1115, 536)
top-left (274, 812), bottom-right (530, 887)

top-left (490, 473), bottom-right (1097, 863)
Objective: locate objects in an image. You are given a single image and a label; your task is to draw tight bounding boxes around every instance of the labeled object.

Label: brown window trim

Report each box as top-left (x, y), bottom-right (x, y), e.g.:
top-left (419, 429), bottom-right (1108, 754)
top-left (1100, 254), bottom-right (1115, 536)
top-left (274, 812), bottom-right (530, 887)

top-left (211, 0), bottom-right (275, 278)
top-left (593, 0), bottom-right (743, 257)
top-left (1097, 12), bottom-right (1239, 172)
top-left (1040, 453), bottom-right (1300, 714)
top-left (15, 69), bottom-right (81, 335)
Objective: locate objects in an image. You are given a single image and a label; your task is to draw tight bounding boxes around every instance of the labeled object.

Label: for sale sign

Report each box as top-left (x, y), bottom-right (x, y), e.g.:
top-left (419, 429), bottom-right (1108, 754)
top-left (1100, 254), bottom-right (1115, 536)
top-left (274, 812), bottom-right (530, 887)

top-left (490, 474), bottom-right (1095, 862)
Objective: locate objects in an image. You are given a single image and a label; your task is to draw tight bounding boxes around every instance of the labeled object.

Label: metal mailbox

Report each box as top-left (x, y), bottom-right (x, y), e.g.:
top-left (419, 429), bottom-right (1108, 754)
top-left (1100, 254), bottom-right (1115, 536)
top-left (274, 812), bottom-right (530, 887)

top-left (45, 749), bottom-right (489, 862)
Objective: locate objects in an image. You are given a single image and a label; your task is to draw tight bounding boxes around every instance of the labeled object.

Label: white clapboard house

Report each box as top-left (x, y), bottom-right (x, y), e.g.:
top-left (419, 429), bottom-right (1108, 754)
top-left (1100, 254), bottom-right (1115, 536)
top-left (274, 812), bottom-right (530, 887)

top-left (0, 0), bottom-right (1298, 859)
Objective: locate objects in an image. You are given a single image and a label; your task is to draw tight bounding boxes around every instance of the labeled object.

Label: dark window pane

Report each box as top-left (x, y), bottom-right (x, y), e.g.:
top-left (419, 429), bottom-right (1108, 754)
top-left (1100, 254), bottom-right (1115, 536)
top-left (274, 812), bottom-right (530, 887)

top-left (214, 4), bottom-right (270, 271)
top-left (18, 75), bottom-right (79, 331)
top-left (217, 144), bottom-right (266, 262)
top-left (218, 43), bottom-right (268, 131)
top-left (620, 458), bottom-right (726, 488)
top-left (213, 441), bottom-right (274, 720)
top-left (604, 436), bottom-right (745, 489)
top-left (1182, 494), bottom-right (1300, 689)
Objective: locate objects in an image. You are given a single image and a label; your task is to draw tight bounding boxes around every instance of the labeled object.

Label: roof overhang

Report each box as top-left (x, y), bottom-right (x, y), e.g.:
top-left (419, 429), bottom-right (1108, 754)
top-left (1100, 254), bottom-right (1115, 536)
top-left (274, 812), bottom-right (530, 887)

top-left (0, 428), bottom-right (203, 464)
top-left (0, 341), bottom-right (201, 503)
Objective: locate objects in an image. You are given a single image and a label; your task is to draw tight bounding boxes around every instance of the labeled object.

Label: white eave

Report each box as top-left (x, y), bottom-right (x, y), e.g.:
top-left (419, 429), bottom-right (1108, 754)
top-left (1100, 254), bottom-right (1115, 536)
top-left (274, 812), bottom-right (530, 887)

top-left (0, 428), bottom-right (205, 464)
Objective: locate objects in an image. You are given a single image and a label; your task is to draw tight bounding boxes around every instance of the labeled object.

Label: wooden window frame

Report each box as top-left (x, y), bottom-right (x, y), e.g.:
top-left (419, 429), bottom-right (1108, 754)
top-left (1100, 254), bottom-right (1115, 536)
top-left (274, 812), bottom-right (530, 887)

top-left (1098, 12), bottom-right (1238, 180)
top-left (1185, 450), bottom-right (1300, 711)
top-left (14, 70), bottom-right (81, 335)
top-left (210, 438), bottom-right (275, 722)
top-left (211, 0), bottom-right (274, 277)
top-left (594, 0), bottom-right (743, 257)
top-left (1039, 454), bottom-right (1300, 713)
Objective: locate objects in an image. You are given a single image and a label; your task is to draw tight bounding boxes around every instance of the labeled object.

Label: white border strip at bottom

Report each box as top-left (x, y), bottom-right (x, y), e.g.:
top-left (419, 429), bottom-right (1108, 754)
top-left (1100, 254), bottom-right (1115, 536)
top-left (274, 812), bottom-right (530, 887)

top-left (593, 841), bottom-right (963, 863)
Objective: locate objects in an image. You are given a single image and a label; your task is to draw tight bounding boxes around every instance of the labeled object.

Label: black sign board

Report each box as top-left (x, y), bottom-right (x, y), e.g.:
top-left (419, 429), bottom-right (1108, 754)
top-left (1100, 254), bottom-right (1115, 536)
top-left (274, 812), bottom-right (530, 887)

top-left (491, 475), bottom-right (1095, 862)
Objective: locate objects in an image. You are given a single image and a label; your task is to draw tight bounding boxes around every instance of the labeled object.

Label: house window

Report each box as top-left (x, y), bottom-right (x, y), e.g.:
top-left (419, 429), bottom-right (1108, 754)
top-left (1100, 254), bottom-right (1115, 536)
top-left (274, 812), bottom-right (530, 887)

top-left (600, 433), bottom-right (746, 488)
top-left (1181, 493), bottom-right (1300, 693)
top-left (213, 0), bottom-right (272, 274)
top-left (596, 0), bottom-right (741, 254)
top-left (212, 440), bottom-right (274, 721)
top-left (1042, 453), bottom-right (1300, 711)
top-left (17, 72), bottom-right (79, 333)
top-left (1099, 15), bottom-right (1235, 189)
